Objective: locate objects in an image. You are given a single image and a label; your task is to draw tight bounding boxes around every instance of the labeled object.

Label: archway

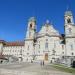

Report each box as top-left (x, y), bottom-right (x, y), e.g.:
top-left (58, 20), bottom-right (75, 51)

top-left (44, 53), bottom-right (48, 61)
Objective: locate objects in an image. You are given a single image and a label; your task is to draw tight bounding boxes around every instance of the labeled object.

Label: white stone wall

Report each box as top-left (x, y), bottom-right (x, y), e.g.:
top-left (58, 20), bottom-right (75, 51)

top-left (3, 46), bottom-right (24, 58)
top-left (65, 25), bottom-right (75, 37)
top-left (0, 43), bottom-right (3, 53)
top-left (35, 36), bottom-right (62, 62)
top-left (65, 11), bottom-right (75, 58)
top-left (23, 40), bottom-right (34, 62)
top-left (65, 38), bottom-right (75, 56)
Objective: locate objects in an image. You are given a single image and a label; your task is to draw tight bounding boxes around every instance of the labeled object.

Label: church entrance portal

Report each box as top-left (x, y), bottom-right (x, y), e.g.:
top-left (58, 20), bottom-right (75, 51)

top-left (44, 53), bottom-right (48, 61)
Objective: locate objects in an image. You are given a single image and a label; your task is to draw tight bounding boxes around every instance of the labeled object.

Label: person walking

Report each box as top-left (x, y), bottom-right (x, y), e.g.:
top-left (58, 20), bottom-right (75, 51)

top-left (43, 60), bottom-right (44, 66)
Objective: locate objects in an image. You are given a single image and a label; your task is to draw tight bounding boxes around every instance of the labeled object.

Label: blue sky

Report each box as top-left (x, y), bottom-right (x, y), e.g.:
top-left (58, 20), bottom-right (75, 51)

top-left (0, 0), bottom-right (75, 41)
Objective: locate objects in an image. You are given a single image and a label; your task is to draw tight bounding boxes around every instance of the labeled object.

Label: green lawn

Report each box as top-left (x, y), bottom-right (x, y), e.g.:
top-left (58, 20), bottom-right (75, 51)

top-left (51, 64), bottom-right (75, 75)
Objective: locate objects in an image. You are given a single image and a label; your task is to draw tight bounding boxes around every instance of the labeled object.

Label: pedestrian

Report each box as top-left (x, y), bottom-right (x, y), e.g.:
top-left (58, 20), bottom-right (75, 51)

top-left (43, 61), bottom-right (44, 66)
top-left (1, 60), bottom-right (3, 64)
top-left (31, 60), bottom-right (33, 63)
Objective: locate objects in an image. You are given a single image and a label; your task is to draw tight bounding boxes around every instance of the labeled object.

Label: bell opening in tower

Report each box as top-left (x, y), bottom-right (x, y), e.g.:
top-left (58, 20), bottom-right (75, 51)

top-left (30, 23), bottom-right (32, 28)
top-left (67, 18), bottom-right (71, 23)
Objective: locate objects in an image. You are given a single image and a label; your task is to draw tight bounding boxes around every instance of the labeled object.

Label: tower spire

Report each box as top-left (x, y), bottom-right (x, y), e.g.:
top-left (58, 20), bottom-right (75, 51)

top-left (66, 5), bottom-right (69, 11)
top-left (46, 19), bottom-right (49, 24)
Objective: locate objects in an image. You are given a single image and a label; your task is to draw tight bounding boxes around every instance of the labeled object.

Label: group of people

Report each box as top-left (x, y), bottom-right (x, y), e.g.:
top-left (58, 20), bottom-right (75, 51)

top-left (40, 60), bottom-right (44, 66)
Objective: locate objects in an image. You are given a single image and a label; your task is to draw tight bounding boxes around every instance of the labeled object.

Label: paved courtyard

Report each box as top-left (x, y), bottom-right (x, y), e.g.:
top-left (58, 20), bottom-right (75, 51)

top-left (0, 62), bottom-right (72, 75)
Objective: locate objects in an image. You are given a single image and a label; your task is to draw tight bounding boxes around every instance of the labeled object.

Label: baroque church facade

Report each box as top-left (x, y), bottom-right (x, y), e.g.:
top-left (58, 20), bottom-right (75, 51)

top-left (0, 10), bottom-right (75, 64)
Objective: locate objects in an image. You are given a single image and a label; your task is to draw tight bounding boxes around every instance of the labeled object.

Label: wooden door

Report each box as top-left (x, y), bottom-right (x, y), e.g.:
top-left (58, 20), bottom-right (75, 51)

top-left (45, 53), bottom-right (48, 61)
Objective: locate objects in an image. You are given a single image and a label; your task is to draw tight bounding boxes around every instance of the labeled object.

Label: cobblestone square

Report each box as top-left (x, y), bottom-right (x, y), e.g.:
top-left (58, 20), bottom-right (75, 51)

top-left (0, 63), bottom-right (73, 75)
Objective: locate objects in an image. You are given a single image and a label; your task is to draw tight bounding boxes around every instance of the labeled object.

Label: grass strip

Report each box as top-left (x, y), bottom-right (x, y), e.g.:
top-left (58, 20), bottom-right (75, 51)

top-left (52, 64), bottom-right (75, 75)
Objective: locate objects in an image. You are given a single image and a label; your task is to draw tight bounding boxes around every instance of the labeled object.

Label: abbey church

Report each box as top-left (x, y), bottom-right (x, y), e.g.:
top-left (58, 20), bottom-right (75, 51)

top-left (0, 10), bottom-right (75, 65)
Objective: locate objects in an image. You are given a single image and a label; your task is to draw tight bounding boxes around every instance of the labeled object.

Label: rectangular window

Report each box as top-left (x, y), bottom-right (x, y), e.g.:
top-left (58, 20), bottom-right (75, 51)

top-left (71, 52), bottom-right (74, 55)
top-left (71, 45), bottom-right (73, 50)
top-left (38, 51), bottom-right (40, 53)
top-left (28, 45), bottom-right (29, 50)
top-left (39, 45), bottom-right (40, 49)
top-left (39, 41), bottom-right (40, 49)
top-left (69, 28), bottom-right (72, 33)
top-left (54, 43), bottom-right (56, 48)
top-left (52, 50), bottom-right (56, 55)
top-left (62, 45), bottom-right (64, 50)
top-left (27, 53), bottom-right (29, 55)
top-left (45, 42), bottom-right (48, 49)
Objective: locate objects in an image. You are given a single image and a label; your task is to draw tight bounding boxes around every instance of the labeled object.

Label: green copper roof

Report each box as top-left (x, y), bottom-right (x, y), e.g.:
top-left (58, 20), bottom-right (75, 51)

top-left (65, 11), bottom-right (72, 16)
top-left (28, 17), bottom-right (36, 22)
